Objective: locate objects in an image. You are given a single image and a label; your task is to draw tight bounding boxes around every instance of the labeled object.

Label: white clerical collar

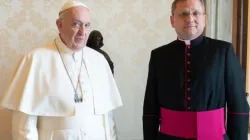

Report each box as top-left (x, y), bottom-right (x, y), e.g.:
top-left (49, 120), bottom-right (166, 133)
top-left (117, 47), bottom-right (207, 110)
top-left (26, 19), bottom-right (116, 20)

top-left (55, 35), bottom-right (85, 61)
top-left (177, 35), bottom-right (203, 46)
top-left (55, 35), bottom-right (76, 54)
top-left (177, 37), bottom-right (191, 45)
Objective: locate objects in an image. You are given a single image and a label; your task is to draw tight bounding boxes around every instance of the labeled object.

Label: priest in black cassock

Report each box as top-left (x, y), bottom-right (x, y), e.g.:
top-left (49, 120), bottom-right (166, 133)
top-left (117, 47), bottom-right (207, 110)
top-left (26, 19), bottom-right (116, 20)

top-left (143, 0), bottom-right (249, 140)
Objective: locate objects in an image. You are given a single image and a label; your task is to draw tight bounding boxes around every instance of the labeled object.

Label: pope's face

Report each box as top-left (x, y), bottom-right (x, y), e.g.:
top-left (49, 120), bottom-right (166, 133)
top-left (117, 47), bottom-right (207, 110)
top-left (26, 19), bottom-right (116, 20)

top-left (56, 6), bottom-right (91, 51)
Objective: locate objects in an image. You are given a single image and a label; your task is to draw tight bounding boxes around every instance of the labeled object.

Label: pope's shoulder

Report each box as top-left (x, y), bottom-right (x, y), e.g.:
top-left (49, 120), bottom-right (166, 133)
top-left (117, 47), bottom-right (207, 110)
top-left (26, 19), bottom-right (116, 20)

top-left (24, 41), bottom-right (57, 58)
top-left (83, 46), bottom-right (107, 60)
top-left (23, 41), bottom-right (106, 62)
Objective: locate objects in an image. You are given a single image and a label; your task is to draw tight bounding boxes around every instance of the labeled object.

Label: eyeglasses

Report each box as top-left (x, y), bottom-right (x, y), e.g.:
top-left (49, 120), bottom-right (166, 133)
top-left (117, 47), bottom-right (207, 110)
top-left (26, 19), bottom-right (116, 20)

top-left (173, 11), bottom-right (205, 18)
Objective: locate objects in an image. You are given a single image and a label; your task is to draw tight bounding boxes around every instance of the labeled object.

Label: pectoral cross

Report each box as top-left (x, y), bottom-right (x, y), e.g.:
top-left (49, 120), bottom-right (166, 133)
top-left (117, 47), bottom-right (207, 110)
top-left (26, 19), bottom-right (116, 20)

top-left (74, 93), bottom-right (83, 103)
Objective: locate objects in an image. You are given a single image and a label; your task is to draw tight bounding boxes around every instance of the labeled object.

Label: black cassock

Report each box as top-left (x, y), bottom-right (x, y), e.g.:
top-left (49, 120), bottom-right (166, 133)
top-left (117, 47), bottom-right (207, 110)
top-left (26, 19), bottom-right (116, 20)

top-left (143, 35), bottom-right (249, 140)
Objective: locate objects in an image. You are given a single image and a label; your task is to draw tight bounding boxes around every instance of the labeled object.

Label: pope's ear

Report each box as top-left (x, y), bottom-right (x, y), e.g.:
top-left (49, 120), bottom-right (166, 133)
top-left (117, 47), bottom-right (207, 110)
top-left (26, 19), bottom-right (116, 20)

top-left (56, 19), bottom-right (63, 29)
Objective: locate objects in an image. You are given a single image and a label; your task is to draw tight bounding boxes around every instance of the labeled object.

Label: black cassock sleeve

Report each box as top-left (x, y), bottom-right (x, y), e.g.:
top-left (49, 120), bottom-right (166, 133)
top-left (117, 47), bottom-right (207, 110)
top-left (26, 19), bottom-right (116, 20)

top-left (143, 50), bottom-right (160, 140)
top-left (225, 44), bottom-right (249, 140)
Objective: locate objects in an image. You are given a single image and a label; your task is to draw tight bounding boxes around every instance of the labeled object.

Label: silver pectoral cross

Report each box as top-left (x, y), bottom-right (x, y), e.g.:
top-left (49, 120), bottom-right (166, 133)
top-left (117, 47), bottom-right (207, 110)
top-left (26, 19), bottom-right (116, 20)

top-left (74, 93), bottom-right (83, 103)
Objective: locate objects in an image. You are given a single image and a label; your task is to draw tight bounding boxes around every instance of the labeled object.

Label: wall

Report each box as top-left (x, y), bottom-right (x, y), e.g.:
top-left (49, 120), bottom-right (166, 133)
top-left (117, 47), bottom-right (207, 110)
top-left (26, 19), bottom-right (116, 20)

top-left (205, 0), bottom-right (233, 43)
top-left (2, 1), bottom-right (244, 140)
top-left (0, 0), bottom-right (176, 140)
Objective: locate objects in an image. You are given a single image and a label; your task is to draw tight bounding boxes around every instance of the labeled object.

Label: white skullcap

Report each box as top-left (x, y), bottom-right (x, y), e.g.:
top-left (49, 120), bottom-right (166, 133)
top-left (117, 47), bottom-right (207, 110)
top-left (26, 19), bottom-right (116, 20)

top-left (59, 0), bottom-right (89, 15)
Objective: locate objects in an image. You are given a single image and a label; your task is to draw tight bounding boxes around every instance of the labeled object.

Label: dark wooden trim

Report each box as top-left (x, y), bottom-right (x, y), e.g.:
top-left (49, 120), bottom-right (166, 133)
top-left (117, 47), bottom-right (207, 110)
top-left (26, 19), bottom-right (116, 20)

top-left (233, 0), bottom-right (248, 75)
top-left (202, 0), bottom-right (206, 35)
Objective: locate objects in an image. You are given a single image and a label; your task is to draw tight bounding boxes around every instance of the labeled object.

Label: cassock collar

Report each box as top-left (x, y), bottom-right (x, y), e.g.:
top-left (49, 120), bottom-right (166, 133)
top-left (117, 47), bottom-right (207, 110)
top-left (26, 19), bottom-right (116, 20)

top-left (55, 35), bottom-right (75, 54)
top-left (177, 34), bottom-right (204, 47)
top-left (55, 35), bottom-right (83, 60)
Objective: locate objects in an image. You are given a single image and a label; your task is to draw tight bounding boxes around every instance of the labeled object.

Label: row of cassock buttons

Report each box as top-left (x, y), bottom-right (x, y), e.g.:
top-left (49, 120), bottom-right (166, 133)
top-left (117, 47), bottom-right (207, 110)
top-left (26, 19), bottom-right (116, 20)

top-left (186, 45), bottom-right (191, 110)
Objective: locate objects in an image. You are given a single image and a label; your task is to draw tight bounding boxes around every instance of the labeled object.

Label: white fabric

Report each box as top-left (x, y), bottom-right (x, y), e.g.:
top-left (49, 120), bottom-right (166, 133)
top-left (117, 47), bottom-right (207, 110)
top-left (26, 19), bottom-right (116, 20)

top-left (36, 93), bottom-right (110, 140)
top-left (177, 37), bottom-right (191, 45)
top-left (12, 111), bottom-right (117, 140)
top-left (12, 111), bottom-right (38, 140)
top-left (0, 36), bottom-right (122, 116)
top-left (59, 0), bottom-right (89, 15)
top-left (104, 111), bottom-right (118, 140)
top-left (10, 36), bottom-right (119, 139)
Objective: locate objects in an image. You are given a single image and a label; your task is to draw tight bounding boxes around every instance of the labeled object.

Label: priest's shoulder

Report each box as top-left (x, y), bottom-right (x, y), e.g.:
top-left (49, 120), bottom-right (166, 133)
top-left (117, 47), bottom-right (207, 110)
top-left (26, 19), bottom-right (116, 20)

top-left (152, 40), bottom-right (179, 53)
top-left (204, 36), bottom-right (232, 49)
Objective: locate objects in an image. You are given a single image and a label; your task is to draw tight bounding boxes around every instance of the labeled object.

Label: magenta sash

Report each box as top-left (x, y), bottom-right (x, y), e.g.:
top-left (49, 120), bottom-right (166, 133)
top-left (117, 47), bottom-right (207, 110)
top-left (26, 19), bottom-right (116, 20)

top-left (160, 108), bottom-right (226, 140)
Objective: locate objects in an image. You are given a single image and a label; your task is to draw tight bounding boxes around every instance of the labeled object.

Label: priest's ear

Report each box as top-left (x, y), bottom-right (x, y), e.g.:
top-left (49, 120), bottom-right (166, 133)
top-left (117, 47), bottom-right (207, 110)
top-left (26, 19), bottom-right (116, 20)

top-left (170, 16), bottom-right (174, 28)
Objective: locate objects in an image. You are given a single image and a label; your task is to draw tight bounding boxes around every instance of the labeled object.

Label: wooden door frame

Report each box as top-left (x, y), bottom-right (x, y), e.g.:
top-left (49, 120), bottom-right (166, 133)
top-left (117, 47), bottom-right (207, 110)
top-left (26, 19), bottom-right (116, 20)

top-left (203, 0), bottom-right (248, 74)
top-left (232, 0), bottom-right (248, 75)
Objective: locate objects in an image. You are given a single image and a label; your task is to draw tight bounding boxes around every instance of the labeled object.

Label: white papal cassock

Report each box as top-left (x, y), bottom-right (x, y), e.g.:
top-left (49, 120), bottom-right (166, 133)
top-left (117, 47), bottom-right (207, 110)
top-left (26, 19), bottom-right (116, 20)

top-left (1, 36), bottom-right (123, 140)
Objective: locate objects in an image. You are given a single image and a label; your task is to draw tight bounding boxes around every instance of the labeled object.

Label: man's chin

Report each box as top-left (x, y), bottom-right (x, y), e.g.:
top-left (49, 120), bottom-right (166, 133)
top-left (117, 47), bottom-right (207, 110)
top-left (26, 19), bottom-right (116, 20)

top-left (71, 44), bottom-right (84, 51)
top-left (76, 46), bottom-right (85, 51)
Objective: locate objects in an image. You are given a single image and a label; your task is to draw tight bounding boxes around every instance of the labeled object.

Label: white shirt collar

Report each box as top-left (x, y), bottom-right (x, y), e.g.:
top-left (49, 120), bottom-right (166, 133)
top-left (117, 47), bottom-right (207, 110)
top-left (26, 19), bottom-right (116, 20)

top-left (177, 37), bottom-right (191, 45)
top-left (55, 35), bottom-right (83, 60)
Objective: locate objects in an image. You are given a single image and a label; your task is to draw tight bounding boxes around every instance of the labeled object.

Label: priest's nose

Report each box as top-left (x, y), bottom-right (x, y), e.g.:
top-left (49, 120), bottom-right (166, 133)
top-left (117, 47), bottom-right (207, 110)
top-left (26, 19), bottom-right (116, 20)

top-left (185, 15), bottom-right (195, 24)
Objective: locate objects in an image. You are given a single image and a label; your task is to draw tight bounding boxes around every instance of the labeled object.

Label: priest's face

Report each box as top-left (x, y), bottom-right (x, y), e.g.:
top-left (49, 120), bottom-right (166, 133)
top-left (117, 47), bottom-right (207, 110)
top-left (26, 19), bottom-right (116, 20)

top-left (56, 6), bottom-right (91, 51)
top-left (170, 0), bottom-right (206, 40)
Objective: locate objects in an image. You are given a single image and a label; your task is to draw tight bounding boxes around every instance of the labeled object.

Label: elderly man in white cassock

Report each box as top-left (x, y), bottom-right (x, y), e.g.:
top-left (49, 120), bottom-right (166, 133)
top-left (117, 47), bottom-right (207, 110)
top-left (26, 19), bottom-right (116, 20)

top-left (0, 1), bottom-right (123, 140)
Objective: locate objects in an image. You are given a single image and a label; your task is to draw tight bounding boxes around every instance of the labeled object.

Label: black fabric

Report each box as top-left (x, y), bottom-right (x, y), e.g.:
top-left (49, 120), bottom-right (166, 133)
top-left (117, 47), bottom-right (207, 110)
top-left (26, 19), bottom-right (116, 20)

top-left (143, 35), bottom-right (249, 140)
